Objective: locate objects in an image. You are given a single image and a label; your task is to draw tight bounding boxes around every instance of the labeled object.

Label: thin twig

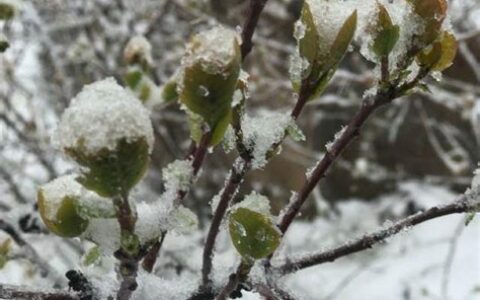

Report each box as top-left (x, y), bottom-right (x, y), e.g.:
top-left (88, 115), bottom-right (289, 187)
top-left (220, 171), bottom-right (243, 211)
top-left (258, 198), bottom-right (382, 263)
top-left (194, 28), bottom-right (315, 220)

top-left (441, 220), bottom-right (465, 300)
top-left (0, 284), bottom-right (79, 300)
top-left (113, 193), bottom-right (139, 300)
top-left (275, 192), bottom-right (476, 274)
top-left (201, 159), bottom-right (251, 286)
top-left (240, 0), bottom-right (269, 60)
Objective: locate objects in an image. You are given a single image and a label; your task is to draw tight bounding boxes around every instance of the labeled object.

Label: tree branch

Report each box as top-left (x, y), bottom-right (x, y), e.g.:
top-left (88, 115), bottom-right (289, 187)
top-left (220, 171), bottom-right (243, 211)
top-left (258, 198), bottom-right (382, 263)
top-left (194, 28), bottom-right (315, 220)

top-left (240, 0), bottom-right (269, 60)
top-left (275, 191), bottom-right (478, 274)
top-left (0, 284), bottom-right (78, 300)
top-left (201, 159), bottom-right (251, 286)
top-left (278, 71), bottom-right (427, 234)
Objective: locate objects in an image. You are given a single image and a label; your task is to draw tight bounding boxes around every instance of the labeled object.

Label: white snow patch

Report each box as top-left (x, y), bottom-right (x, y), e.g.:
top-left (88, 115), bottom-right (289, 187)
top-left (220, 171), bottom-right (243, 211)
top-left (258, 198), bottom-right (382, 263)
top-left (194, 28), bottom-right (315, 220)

top-left (54, 78), bottom-right (154, 155)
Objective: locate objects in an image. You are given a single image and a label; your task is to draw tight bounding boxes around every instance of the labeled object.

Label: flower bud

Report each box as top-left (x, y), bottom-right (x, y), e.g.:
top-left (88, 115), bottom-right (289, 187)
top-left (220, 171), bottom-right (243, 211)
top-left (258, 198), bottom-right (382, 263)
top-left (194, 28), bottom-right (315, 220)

top-left (54, 78), bottom-right (154, 197)
top-left (178, 26), bottom-right (241, 145)
top-left (37, 175), bottom-right (89, 237)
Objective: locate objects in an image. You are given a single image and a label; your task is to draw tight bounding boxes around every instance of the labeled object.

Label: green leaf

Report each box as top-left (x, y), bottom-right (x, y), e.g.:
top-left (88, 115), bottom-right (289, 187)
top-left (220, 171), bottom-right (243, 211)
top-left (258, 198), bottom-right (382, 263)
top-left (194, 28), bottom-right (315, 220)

top-left (465, 213), bottom-right (476, 226)
top-left (0, 239), bottom-right (11, 268)
top-left (38, 192), bottom-right (89, 238)
top-left (310, 10), bottom-right (357, 99)
top-left (161, 79), bottom-right (178, 103)
top-left (83, 246), bottom-right (101, 266)
top-left (124, 70), bottom-right (143, 90)
top-left (66, 138), bottom-right (150, 197)
top-left (406, 0), bottom-right (447, 46)
top-left (229, 208), bottom-right (281, 261)
top-left (328, 10), bottom-right (357, 69)
top-left (139, 83), bottom-right (151, 103)
top-left (373, 4), bottom-right (399, 58)
top-left (417, 31), bottom-right (457, 71)
top-left (297, 2), bottom-right (323, 80)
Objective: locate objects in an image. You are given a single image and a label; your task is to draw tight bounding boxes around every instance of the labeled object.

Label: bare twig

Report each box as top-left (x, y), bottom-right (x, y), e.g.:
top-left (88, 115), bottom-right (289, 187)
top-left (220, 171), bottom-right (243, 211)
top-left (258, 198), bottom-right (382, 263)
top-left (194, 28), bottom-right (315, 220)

top-left (441, 220), bottom-right (465, 300)
top-left (0, 284), bottom-right (78, 300)
top-left (275, 192), bottom-right (476, 274)
top-left (201, 159), bottom-right (251, 286)
top-left (113, 193), bottom-right (139, 300)
top-left (240, 0), bottom-right (269, 60)
top-left (278, 69), bottom-right (429, 235)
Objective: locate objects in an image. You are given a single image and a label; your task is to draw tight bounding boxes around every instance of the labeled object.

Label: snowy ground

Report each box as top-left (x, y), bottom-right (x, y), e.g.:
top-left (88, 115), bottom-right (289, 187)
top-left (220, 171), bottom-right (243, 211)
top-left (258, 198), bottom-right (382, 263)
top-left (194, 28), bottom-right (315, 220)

top-left (0, 181), bottom-right (478, 299)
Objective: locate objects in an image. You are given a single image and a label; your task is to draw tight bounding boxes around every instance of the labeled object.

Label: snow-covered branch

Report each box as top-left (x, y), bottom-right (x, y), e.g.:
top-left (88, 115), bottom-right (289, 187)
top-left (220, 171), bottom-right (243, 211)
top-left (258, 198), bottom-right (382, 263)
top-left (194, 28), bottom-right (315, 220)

top-left (275, 187), bottom-right (479, 274)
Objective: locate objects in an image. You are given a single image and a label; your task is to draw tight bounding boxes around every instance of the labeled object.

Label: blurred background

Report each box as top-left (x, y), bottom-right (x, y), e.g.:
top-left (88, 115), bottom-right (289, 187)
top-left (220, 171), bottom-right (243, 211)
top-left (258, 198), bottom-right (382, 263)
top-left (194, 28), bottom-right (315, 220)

top-left (0, 0), bottom-right (479, 299)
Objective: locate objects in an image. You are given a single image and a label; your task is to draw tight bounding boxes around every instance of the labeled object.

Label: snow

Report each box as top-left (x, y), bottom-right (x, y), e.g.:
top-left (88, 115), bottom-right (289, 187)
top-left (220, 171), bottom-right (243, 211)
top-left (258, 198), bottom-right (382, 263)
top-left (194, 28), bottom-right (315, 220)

top-left (179, 26), bottom-right (239, 77)
top-left (241, 110), bottom-right (294, 169)
top-left (275, 182), bottom-right (480, 300)
top-left (53, 78), bottom-right (154, 155)
top-left (306, 0), bottom-right (357, 54)
top-left (231, 192), bottom-right (272, 218)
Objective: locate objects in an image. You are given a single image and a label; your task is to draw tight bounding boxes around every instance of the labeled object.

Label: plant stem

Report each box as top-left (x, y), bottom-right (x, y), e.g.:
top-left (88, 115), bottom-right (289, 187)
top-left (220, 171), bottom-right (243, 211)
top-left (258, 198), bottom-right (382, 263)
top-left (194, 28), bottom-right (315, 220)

top-left (0, 284), bottom-right (79, 300)
top-left (113, 193), bottom-right (139, 300)
top-left (201, 159), bottom-right (251, 287)
top-left (275, 191), bottom-right (476, 274)
top-left (143, 130), bottom-right (212, 273)
top-left (240, 0), bottom-right (269, 60)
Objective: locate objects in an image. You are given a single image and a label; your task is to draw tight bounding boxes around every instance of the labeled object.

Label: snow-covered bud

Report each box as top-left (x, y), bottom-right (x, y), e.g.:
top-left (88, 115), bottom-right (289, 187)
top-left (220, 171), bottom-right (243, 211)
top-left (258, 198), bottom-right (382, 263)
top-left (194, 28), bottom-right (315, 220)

top-left (292, 0), bottom-right (357, 97)
top-left (37, 175), bottom-right (89, 238)
top-left (229, 193), bottom-right (280, 262)
top-left (54, 78), bottom-right (154, 197)
top-left (178, 26), bottom-right (241, 145)
top-left (407, 0), bottom-right (447, 47)
top-left (123, 35), bottom-right (153, 67)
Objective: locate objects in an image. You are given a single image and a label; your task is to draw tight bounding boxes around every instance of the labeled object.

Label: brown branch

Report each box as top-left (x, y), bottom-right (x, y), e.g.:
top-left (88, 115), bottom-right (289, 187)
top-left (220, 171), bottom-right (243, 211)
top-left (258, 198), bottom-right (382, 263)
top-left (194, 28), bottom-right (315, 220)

top-left (201, 159), bottom-right (251, 287)
top-left (278, 93), bottom-right (387, 233)
top-left (141, 232), bottom-right (166, 273)
top-left (277, 69), bottom-right (427, 234)
top-left (240, 0), bottom-right (269, 60)
top-left (113, 193), bottom-right (139, 300)
top-left (275, 192), bottom-right (477, 274)
top-left (142, 130), bottom-right (212, 273)
top-left (0, 284), bottom-right (79, 300)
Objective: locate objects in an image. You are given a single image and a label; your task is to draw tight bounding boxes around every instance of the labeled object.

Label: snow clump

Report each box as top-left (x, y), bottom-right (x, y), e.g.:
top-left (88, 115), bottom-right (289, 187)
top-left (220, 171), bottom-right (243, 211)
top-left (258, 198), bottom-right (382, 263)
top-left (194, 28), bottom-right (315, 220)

top-left (54, 77), bottom-right (154, 155)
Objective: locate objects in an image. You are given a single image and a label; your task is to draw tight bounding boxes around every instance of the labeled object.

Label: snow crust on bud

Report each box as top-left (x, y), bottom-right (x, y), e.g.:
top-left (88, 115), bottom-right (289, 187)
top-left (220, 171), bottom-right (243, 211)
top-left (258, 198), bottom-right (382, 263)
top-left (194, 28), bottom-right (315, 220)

top-left (180, 26), bottom-right (241, 76)
top-left (54, 78), bottom-right (154, 156)
top-left (123, 35), bottom-right (153, 65)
